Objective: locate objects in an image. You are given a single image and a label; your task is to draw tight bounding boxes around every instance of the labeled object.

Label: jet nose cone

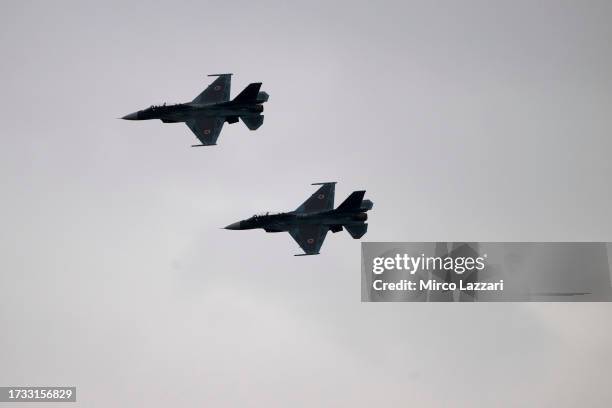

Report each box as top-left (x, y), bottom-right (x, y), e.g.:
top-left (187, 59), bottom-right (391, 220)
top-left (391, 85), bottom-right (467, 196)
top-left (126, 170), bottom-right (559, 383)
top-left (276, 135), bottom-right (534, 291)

top-left (121, 112), bottom-right (139, 120)
top-left (224, 221), bottom-right (242, 230)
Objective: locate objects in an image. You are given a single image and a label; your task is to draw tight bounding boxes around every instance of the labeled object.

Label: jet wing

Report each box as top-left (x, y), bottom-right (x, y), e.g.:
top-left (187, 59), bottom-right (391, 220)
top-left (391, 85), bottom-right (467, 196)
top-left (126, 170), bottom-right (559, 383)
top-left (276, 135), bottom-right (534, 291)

top-left (186, 117), bottom-right (225, 146)
top-left (289, 225), bottom-right (329, 256)
top-left (295, 182), bottom-right (336, 214)
top-left (192, 74), bottom-right (232, 104)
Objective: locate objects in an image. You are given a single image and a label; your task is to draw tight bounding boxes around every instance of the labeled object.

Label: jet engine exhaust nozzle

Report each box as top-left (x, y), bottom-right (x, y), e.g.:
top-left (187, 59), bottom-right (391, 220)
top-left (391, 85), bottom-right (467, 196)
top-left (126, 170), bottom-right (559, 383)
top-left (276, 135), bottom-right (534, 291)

top-left (352, 213), bottom-right (368, 221)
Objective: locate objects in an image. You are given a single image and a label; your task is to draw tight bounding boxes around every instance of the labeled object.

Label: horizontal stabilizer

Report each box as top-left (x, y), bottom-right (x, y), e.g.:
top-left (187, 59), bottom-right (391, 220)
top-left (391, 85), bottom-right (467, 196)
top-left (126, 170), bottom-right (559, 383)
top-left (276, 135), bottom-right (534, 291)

top-left (336, 191), bottom-right (366, 212)
top-left (233, 83), bottom-right (262, 103)
top-left (241, 115), bottom-right (264, 130)
top-left (345, 224), bottom-right (368, 239)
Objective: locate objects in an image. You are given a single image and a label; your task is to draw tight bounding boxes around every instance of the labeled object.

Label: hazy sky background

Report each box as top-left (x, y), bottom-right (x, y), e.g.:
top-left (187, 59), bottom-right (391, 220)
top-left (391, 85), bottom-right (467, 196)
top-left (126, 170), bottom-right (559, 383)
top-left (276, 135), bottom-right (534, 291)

top-left (1, 0), bottom-right (612, 406)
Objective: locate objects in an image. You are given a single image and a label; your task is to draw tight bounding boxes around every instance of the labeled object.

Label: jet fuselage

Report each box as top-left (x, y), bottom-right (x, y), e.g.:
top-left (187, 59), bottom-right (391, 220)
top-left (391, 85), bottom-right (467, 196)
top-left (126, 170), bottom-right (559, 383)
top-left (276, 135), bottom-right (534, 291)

top-left (223, 183), bottom-right (372, 255)
top-left (225, 209), bottom-right (369, 232)
top-left (121, 75), bottom-right (268, 146)
top-left (122, 101), bottom-right (264, 123)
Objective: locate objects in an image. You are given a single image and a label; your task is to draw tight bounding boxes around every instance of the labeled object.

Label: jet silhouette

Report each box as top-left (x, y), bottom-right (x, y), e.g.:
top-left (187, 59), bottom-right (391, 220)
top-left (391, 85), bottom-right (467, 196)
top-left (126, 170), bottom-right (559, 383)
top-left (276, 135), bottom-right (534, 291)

top-left (122, 74), bottom-right (268, 146)
top-left (224, 183), bottom-right (373, 255)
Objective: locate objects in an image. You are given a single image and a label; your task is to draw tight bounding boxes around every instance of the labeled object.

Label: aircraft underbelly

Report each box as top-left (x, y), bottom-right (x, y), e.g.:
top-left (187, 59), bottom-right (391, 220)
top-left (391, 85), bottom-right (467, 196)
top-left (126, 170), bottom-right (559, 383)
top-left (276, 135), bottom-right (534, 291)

top-left (163, 113), bottom-right (187, 122)
top-left (288, 217), bottom-right (350, 227)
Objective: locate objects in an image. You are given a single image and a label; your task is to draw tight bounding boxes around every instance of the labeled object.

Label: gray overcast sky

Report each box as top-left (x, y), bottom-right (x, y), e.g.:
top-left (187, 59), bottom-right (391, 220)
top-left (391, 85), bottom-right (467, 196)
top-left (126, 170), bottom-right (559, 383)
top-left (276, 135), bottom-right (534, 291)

top-left (1, 0), bottom-right (612, 406)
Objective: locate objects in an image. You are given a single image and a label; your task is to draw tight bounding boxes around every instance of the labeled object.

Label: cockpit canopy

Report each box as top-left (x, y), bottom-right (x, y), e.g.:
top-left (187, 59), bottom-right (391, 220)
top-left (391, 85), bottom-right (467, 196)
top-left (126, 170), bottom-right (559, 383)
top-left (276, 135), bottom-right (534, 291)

top-left (147, 102), bottom-right (180, 111)
top-left (249, 211), bottom-right (280, 220)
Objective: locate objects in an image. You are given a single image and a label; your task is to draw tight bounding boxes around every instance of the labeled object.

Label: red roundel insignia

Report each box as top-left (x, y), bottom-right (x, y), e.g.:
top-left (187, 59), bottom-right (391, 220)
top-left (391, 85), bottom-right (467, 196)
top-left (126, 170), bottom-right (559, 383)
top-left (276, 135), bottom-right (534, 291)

top-left (204, 129), bottom-right (211, 135)
top-left (214, 85), bottom-right (222, 91)
top-left (317, 194), bottom-right (325, 200)
top-left (307, 238), bottom-right (315, 244)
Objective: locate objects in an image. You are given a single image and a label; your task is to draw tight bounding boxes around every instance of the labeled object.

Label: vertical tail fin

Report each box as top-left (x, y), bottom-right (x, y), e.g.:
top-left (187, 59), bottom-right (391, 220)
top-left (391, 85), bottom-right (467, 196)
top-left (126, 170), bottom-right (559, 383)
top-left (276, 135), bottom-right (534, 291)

top-left (335, 191), bottom-right (366, 212)
top-left (232, 83), bottom-right (262, 103)
top-left (240, 115), bottom-right (264, 130)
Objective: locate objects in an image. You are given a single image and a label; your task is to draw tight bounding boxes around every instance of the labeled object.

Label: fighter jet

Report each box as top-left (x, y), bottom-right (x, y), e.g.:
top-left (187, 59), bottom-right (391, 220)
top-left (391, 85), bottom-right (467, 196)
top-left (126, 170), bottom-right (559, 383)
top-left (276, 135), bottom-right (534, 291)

top-left (121, 74), bottom-right (268, 146)
top-left (224, 183), bottom-right (373, 255)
